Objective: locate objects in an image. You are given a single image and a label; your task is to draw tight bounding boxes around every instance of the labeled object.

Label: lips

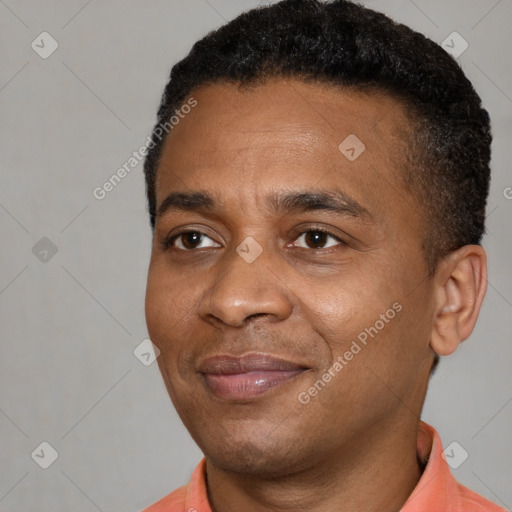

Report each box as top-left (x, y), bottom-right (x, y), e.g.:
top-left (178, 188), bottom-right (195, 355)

top-left (199, 353), bottom-right (308, 400)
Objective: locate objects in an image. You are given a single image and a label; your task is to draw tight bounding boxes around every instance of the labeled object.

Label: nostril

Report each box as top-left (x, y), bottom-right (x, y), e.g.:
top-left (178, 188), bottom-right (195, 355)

top-left (245, 313), bottom-right (268, 322)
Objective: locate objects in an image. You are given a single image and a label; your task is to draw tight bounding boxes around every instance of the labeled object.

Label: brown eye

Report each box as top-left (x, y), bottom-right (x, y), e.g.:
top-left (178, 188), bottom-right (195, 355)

top-left (292, 230), bottom-right (344, 249)
top-left (181, 232), bottom-right (202, 249)
top-left (304, 231), bottom-right (329, 248)
top-left (164, 231), bottom-right (220, 251)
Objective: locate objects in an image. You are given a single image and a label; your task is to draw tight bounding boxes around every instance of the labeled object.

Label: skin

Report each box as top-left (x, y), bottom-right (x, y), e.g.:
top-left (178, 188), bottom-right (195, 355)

top-left (145, 78), bottom-right (487, 511)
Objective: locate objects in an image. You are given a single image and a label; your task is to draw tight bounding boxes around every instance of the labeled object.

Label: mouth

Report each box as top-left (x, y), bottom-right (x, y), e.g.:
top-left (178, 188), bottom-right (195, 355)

top-left (198, 353), bottom-right (309, 401)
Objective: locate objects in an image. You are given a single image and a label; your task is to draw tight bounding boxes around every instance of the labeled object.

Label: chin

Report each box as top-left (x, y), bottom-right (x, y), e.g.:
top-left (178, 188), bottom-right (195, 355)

top-left (211, 441), bottom-right (269, 475)
top-left (200, 429), bottom-right (311, 479)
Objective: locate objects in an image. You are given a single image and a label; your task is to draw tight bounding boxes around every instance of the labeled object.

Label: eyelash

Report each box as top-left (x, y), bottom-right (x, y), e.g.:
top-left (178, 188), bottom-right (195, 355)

top-left (160, 227), bottom-right (347, 252)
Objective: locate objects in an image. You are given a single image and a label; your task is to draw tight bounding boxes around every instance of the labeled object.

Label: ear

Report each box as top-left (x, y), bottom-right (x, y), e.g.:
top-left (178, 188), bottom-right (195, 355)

top-left (430, 245), bottom-right (487, 356)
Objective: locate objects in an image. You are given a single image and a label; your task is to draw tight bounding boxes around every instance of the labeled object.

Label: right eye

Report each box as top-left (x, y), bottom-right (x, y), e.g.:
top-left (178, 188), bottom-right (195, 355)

top-left (162, 230), bottom-right (221, 251)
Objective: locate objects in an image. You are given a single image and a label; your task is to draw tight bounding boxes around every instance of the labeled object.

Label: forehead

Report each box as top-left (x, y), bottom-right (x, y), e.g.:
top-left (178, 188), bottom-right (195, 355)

top-left (155, 78), bottom-right (414, 217)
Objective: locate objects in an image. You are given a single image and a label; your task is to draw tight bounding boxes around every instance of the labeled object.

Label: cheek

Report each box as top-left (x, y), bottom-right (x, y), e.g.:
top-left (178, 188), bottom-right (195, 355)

top-left (299, 259), bottom-right (432, 400)
top-left (145, 265), bottom-right (170, 343)
top-left (145, 260), bottom-right (197, 354)
top-left (300, 268), bottom-right (395, 355)
top-left (145, 263), bottom-right (202, 408)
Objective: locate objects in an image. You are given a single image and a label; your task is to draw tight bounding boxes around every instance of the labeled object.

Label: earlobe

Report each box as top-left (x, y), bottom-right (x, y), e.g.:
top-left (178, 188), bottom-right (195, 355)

top-left (430, 245), bottom-right (487, 357)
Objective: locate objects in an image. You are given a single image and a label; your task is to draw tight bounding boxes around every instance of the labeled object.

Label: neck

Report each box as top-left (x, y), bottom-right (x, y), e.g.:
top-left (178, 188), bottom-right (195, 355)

top-left (206, 419), bottom-right (424, 512)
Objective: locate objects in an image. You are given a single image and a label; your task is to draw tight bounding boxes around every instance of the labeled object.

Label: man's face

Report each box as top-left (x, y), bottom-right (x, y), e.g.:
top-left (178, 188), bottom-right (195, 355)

top-left (145, 79), bottom-right (438, 476)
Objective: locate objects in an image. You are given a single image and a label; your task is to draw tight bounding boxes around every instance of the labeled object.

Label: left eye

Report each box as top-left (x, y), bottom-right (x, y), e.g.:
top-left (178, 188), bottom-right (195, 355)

top-left (291, 230), bottom-right (344, 249)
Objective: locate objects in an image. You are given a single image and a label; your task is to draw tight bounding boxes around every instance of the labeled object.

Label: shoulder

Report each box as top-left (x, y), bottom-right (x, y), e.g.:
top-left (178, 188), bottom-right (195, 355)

top-left (141, 485), bottom-right (187, 512)
top-left (457, 482), bottom-right (508, 512)
top-left (141, 458), bottom-right (208, 512)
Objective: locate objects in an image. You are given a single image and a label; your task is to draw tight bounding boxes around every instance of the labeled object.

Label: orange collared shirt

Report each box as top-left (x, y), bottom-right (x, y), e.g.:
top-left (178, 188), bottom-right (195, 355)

top-left (143, 421), bottom-right (506, 512)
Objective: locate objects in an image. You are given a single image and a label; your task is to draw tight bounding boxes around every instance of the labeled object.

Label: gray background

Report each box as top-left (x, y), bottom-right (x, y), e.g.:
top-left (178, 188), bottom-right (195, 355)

top-left (0, 1), bottom-right (511, 511)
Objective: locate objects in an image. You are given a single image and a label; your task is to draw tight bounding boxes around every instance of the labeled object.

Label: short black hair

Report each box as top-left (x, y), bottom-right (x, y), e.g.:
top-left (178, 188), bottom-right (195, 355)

top-left (143, 0), bottom-right (491, 275)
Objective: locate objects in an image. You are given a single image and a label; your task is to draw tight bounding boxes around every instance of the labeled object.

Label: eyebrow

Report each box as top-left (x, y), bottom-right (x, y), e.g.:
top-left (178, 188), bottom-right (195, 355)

top-left (156, 189), bottom-right (371, 220)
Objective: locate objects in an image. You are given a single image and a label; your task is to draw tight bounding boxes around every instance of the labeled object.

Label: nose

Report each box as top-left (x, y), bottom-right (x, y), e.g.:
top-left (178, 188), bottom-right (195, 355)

top-left (198, 246), bottom-right (294, 328)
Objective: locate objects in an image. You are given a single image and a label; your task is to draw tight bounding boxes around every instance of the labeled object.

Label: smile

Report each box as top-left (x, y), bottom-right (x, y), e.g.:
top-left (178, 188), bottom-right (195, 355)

top-left (199, 353), bottom-right (308, 400)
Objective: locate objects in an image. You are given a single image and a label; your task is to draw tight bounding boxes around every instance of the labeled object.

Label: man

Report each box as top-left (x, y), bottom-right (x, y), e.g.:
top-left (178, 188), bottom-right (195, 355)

top-left (142, 0), bottom-right (505, 510)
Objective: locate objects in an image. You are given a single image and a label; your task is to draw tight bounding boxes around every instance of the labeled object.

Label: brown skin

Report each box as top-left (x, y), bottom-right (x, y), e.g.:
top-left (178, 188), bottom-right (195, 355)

top-left (145, 79), bottom-right (487, 511)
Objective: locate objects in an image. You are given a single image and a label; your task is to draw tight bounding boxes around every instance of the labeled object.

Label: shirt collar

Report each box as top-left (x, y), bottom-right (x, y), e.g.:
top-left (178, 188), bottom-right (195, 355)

top-left (185, 421), bottom-right (461, 512)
